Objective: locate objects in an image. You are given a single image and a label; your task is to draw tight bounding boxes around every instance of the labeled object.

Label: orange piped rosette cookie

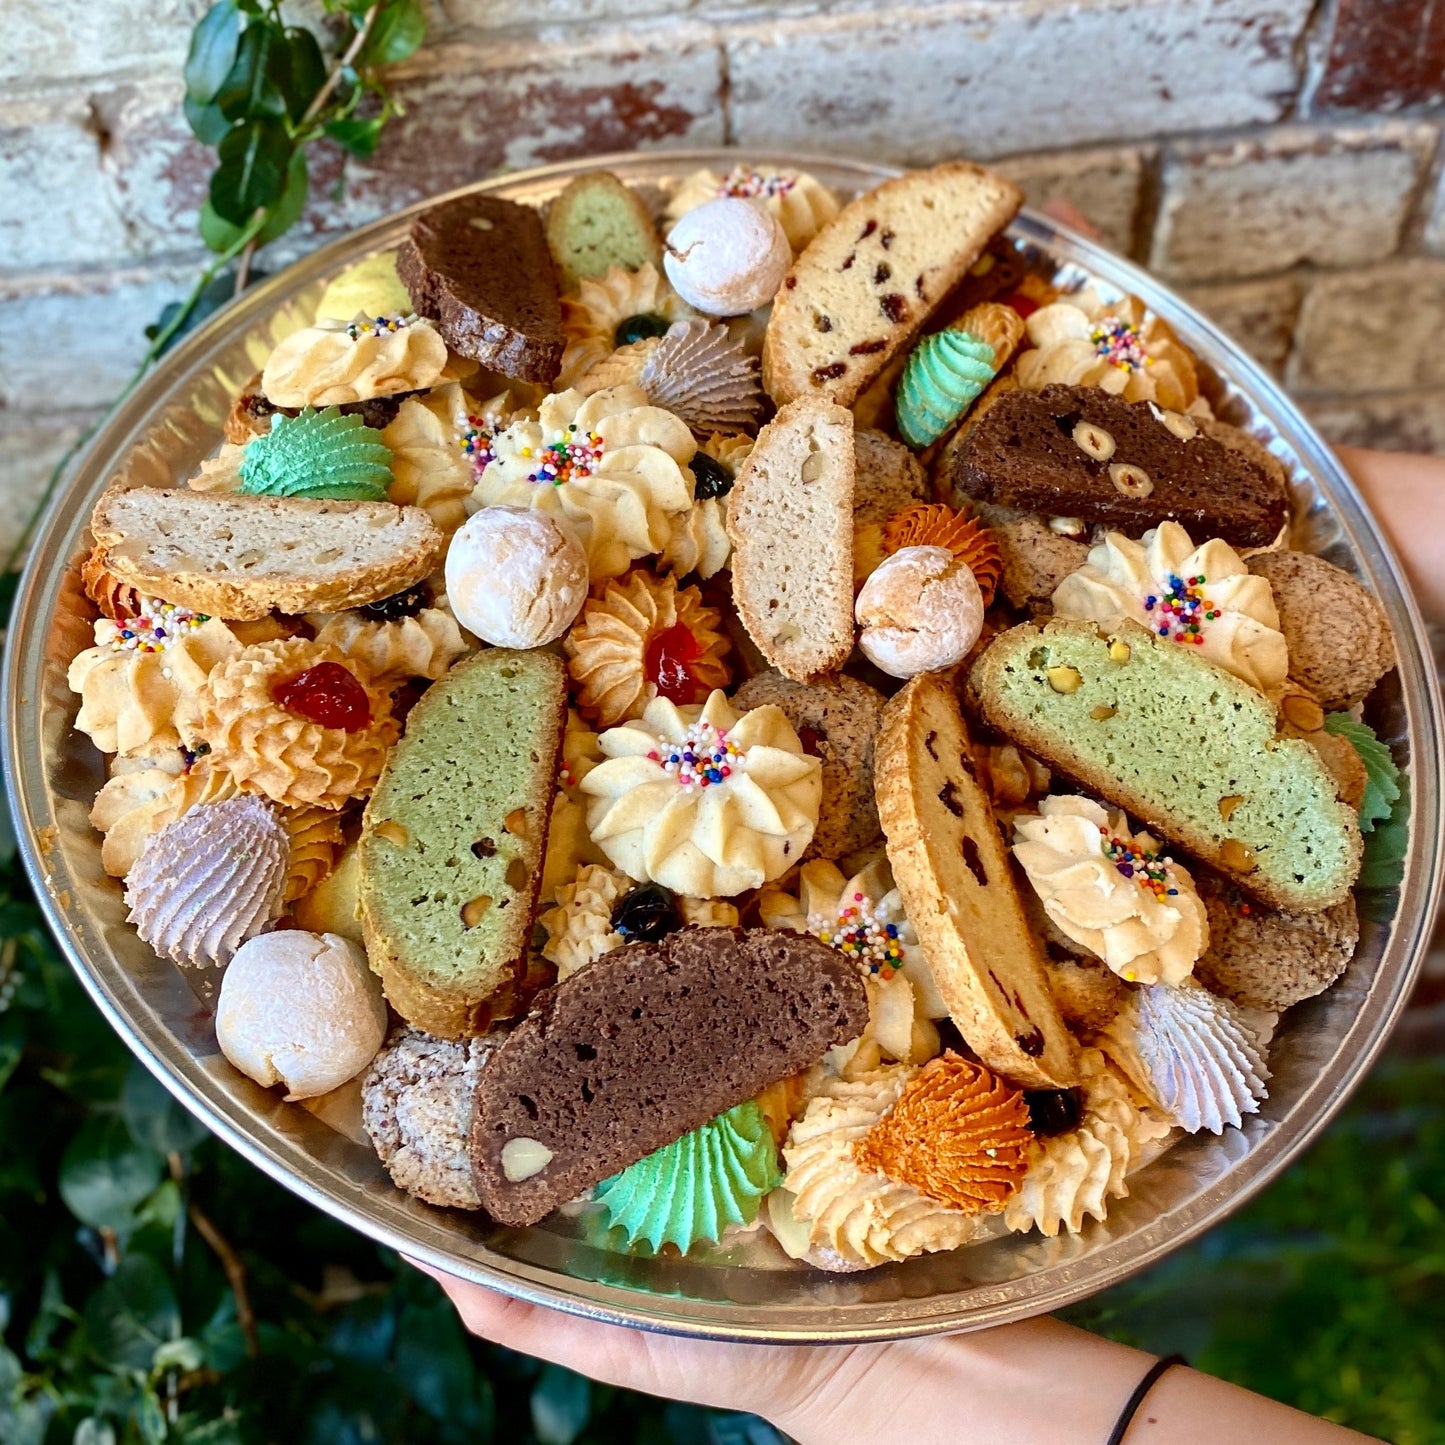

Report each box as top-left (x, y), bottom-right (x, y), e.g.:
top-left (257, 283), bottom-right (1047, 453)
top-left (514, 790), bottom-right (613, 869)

top-left (882, 503), bottom-right (1003, 607)
top-left (196, 637), bottom-right (398, 811)
top-left (853, 1052), bottom-right (1032, 1213)
top-left (565, 569), bottom-right (730, 728)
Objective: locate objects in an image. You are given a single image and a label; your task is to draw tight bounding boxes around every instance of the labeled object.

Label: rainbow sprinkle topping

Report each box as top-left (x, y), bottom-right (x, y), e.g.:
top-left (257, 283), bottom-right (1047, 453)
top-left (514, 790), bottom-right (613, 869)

top-left (647, 720), bottom-right (742, 788)
top-left (109, 600), bottom-right (208, 654)
top-left (519, 423), bottom-right (605, 485)
top-left (809, 891), bottom-right (905, 979)
top-left (346, 314), bottom-right (411, 340)
top-left (1144, 572), bottom-right (1219, 646)
top-left (719, 167), bottom-right (797, 200)
top-left (457, 415), bottom-right (495, 479)
top-left (1099, 825), bottom-right (1179, 901)
top-left (1090, 315), bottom-right (1149, 372)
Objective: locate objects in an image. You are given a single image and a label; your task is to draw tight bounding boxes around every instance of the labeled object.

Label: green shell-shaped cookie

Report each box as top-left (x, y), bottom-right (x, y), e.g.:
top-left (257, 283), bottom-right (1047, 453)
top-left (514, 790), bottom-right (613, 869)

top-left (594, 1100), bottom-right (782, 1254)
top-left (239, 407), bottom-right (394, 502)
top-left (895, 329), bottom-right (997, 450)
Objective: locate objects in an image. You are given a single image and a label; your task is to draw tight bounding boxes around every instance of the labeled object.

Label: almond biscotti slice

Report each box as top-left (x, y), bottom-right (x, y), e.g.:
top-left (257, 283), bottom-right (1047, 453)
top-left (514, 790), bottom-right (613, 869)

top-left (91, 488), bottom-right (443, 622)
top-left (726, 397), bottom-right (855, 681)
top-left (875, 671), bottom-right (1079, 1089)
top-left (970, 619), bottom-right (1363, 913)
top-left (763, 162), bottom-right (1022, 408)
top-left (359, 650), bottom-right (568, 1039)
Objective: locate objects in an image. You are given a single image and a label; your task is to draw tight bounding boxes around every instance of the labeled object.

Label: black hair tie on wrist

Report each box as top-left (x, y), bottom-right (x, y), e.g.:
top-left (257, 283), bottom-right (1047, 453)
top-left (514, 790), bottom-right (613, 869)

top-left (1106, 1354), bottom-right (1187, 1445)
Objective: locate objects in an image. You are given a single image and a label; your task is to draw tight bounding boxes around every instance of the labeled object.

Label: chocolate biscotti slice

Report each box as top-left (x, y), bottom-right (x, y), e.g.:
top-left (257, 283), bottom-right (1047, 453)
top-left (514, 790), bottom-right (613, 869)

top-left (875, 672), bottom-right (1079, 1090)
top-left (727, 397), bottom-right (856, 681)
top-left (470, 927), bottom-right (869, 1227)
top-left (398, 194), bottom-right (564, 383)
top-left (941, 385), bottom-right (1289, 551)
top-left (763, 163), bottom-right (1022, 408)
top-left (970, 620), bottom-right (1363, 913)
top-left (91, 488), bottom-right (443, 622)
top-left (359, 650), bottom-right (568, 1039)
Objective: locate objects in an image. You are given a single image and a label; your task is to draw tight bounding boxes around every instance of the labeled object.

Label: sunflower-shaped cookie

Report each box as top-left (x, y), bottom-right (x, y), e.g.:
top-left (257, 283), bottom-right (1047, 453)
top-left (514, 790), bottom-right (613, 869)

top-left (558, 263), bottom-right (696, 389)
top-left (196, 638), bottom-right (398, 810)
top-left (565, 569), bottom-right (730, 727)
top-left (581, 689), bottom-right (821, 897)
top-left (472, 384), bottom-right (696, 580)
top-left (1015, 290), bottom-right (1200, 411)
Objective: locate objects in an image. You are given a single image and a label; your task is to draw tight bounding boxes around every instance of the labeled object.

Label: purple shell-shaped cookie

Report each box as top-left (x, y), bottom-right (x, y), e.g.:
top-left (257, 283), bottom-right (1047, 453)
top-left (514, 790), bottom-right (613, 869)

top-left (1131, 982), bottom-right (1270, 1134)
top-left (125, 795), bottom-right (290, 1003)
top-left (640, 319), bottom-right (765, 435)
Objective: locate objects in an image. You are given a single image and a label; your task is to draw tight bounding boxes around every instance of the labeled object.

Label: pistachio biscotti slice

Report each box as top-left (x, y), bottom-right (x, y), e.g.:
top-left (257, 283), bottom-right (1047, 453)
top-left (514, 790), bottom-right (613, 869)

top-left (726, 398), bottom-right (855, 682)
top-left (360, 650), bottom-right (568, 1039)
top-left (91, 488), bottom-right (443, 621)
top-left (875, 672), bottom-right (1079, 1089)
top-left (970, 620), bottom-right (1363, 913)
top-left (762, 162), bottom-right (1023, 409)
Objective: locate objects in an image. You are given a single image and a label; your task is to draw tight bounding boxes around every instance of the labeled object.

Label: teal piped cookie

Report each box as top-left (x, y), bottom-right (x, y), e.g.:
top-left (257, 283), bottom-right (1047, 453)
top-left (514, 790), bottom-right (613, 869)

top-left (896, 330), bottom-right (997, 450)
top-left (594, 1100), bottom-right (782, 1253)
top-left (239, 407), bottom-right (394, 502)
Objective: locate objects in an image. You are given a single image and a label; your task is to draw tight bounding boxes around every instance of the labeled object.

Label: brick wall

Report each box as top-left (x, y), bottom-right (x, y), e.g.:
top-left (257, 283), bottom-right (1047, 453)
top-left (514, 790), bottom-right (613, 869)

top-left (2, 0), bottom-right (1441, 552)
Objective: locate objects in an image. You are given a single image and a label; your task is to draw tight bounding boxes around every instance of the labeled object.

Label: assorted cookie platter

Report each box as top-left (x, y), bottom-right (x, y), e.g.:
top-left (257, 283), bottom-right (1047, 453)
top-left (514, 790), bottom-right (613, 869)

top-left (7, 151), bottom-right (1441, 1341)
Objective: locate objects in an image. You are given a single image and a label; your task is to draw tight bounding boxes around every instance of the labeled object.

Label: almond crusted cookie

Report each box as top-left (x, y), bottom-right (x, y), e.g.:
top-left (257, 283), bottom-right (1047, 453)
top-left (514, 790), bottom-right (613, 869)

top-left (733, 669), bottom-right (886, 858)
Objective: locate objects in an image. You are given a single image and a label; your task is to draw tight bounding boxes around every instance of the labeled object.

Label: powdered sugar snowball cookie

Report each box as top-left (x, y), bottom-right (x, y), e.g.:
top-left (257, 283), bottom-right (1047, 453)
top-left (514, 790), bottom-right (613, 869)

top-left (216, 930), bottom-right (387, 1101)
top-left (854, 545), bottom-right (985, 678)
top-left (1012, 795), bottom-right (1207, 987)
top-left (1052, 521), bottom-right (1288, 694)
top-left (664, 198), bottom-right (792, 317)
top-left (1004, 1047), bottom-right (1172, 1237)
top-left (444, 506), bottom-right (588, 648)
top-left (581, 688), bottom-right (822, 897)
top-left (1099, 981), bottom-right (1270, 1135)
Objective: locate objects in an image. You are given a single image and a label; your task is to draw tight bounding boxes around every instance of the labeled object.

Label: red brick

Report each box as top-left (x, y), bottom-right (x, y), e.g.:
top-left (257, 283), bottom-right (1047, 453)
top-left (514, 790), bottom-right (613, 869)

top-left (1311, 0), bottom-right (1445, 112)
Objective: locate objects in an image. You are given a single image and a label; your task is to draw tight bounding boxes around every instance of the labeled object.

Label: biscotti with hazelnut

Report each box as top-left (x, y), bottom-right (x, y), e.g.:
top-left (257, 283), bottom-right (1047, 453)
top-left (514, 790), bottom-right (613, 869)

top-left (726, 397), bottom-right (856, 681)
top-left (941, 384), bottom-right (1288, 550)
top-left (763, 163), bottom-right (1022, 408)
top-left (874, 671), bottom-right (1080, 1090)
top-left (470, 927), bottom-right (869, 1228)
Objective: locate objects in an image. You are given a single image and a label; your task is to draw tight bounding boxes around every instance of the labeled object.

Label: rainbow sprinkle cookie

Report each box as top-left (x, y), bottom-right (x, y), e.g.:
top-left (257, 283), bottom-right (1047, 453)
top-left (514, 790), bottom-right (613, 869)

top-left (1099, 826), bottom-right (1180, 901)
top-left (457, 416), bottom-right (496, 480)
top-left (1089, 316), bottom-right (1148, 372)
top-left (808, 890), bottom-right (906, 980)
top-left (646, 719), bottom-right (742, 789)
top-left (719, 167), bottom-right (798, 201)
top-left (109, 600), bottom-right (209, 654)
top-left (346, 313), bottom-right (412, 341)
top-left (519, 423), bottom-right (605, 485)
top-left (1144, 572), bottom-right (1219, 646)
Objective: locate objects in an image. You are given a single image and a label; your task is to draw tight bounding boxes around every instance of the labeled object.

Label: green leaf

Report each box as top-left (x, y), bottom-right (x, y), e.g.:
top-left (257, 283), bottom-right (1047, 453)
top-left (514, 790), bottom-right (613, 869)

top-left (255, 148), bottom-right (309, 246)
top-left (215, 20), bottom-right (286, 122)
top-left (58, 1116), bottom-right (165, 1231)
top-left (277, 26), bottom-right (327, 125)
top-left (83, 1254), bottom-right (180, 1373)
top-left (74, 1420), bottom-right (118, 1445)
top-left (530, 1364), bottom-right (590, 1445)
top-left (323, 114), bottom-right (386, 159)
top-left (185, 1), bottom-right (241, 104)
top-left (199, 199), bottom-right (247, 254)
top-left (153, 1336), bottom-right (205, 1374)
top-left (210, 118), bottom-right (292, 225)
top-left (121, 1062), bottom-right (210, 1155)
top-left (137, 1388), bottom-right (168, 1445)
top-left (184, 93), bottom-right (232, 146)
top-left (1322, 714), bottom-right (1402, 834)
top-left (359, 0), bottom-right (427, 67)
top-left (395, 1298), bottom-right (480, 1425)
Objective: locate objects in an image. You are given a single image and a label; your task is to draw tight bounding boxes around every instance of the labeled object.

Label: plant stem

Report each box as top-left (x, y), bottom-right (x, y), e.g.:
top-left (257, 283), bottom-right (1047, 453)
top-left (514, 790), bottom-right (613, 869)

top-left (301, 3), bottom-right (382, 130)
top-left (187, 1200), bottom-right (261, 1359)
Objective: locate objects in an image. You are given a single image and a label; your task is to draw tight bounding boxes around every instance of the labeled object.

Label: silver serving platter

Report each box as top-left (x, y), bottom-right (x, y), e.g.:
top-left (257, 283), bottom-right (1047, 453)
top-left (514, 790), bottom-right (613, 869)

top-left (6, 150), bottom-right (1443, 1343)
